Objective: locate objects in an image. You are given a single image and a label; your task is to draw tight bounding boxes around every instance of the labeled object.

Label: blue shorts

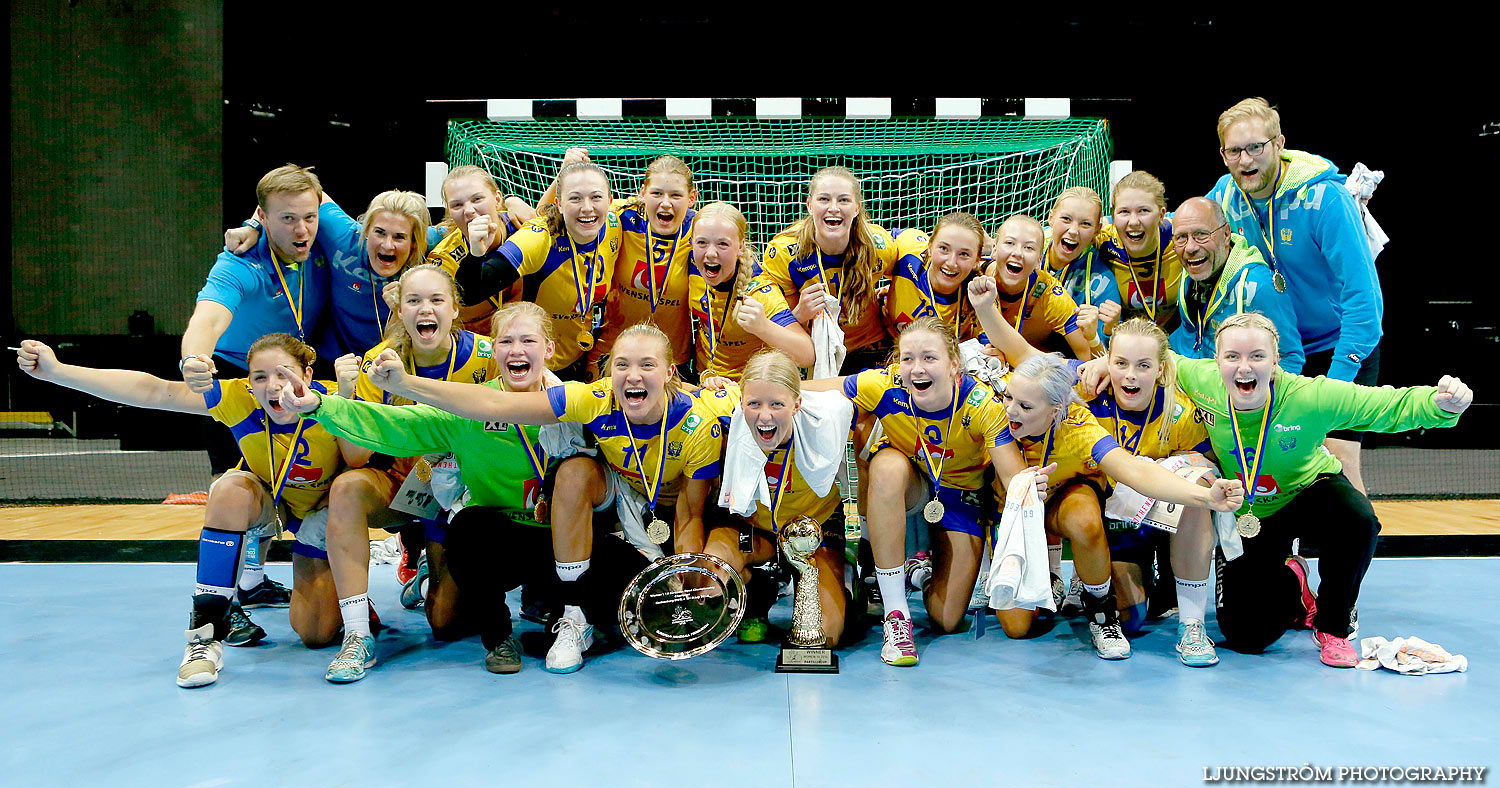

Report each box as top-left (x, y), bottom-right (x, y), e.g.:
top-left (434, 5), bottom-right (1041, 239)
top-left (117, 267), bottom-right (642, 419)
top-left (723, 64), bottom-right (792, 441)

top-left (910, 483), bottom-right (987, 538)
top-left (1105, 518), bottom-right (1153, 552)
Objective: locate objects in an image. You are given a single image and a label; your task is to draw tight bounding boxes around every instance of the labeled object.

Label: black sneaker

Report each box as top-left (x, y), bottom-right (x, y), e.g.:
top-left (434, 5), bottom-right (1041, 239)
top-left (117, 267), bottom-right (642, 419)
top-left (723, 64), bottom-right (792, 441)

top-left (225, 602), bottom-right (267, 647)
top-left (237, 577), bottom-right (291, 609)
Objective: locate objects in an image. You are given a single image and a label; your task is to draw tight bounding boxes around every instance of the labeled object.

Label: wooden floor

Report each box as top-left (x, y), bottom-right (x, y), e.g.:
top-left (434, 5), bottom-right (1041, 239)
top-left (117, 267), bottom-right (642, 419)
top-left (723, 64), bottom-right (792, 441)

top-left (1, 500), bottom-right (1497, 541)
top-left (0, 505), bottom-right (389, 542)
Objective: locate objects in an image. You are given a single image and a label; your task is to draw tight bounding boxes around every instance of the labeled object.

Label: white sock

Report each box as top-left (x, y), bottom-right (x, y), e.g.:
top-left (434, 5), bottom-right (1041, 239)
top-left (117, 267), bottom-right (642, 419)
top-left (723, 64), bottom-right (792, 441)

top-left (555, 559), bottom-right (590, 583)
top-left (875, 565), bottom-right (910, 618)
top-left (1048, 543), bottom-right (1062, 578)
top-left (238, 538), bottom-right (265, 591)
top-left (1083, 577), bottom-right (1112, 598)
top-left (1176, 576), bottom-right (1210, 623)
top-left (910, 563), bottom-right (933, 591)
top-left (340, 593), bottom-right (371, 638)
top-left (561, 604), bottom-right (588, 625)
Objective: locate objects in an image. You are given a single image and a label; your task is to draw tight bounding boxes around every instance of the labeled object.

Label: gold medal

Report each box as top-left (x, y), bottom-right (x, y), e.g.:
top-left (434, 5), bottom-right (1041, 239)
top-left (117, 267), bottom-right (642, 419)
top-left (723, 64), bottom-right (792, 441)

top-left (1273, 271), bottom-right (1286, 293)
top-left (533, 495), bottom-right (550, 524)
top-left (923, 498), bottom-right (945, 524)
top-left (1236, 513), bottom-right (1261, 538)
top-left (413, 457), bottom-right (434, 484)
top-left (647, 518), bottom-right (671, 545)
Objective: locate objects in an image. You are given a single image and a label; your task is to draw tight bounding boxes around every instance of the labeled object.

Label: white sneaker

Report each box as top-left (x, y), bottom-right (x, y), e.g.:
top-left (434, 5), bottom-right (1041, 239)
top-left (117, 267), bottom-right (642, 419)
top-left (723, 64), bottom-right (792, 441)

top-left (546, 609), bottom-right (594, 674)
top-left (880, 610), bottom-right (919, 666)
top-left (1089, 620), bottom-right (1131, 659)
top-left (177, 623), bottom-right (223, 688)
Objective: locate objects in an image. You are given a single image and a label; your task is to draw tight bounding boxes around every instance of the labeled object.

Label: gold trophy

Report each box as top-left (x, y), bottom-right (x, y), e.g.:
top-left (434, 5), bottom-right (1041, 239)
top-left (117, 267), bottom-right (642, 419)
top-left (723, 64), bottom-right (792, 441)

top-left (775, 515), bottom-right (839, 673)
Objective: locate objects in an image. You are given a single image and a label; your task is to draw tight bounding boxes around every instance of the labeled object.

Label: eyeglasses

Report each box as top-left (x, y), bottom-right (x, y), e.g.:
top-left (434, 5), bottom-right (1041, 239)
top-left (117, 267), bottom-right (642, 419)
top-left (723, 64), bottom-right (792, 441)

top-left (1172, 223), bottom-right (1226, 246)
top-left (1220, 139), bottom-right (1273, 160)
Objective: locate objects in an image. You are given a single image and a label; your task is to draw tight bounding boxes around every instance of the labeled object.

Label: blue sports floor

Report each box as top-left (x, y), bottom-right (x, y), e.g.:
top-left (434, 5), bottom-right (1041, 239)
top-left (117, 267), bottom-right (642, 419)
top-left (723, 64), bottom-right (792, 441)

top-left (1, 558), bottom-right (1493, 787)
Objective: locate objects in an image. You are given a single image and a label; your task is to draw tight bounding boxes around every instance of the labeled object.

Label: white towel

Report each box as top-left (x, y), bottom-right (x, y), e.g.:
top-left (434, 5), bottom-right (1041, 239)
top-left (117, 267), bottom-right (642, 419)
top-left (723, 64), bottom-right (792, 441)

top-left (959, 338), bottom-right (1009, 387)
top-left (538, 421), bottom-right (593, 460)
top-left (1355, 636), bottom-right (1467, 675)
top-left (1213, 511), bottom-right (1244, 561)
top-left (986, 470), bottom-right (1054, 611)
top-left (811, 299), bottom-right (846, 380)
top-left (718, 389), bottom-right (853, 518)
top-left (1344, 163), bottom-right (1389, 259)
top-left (609, 468), bottom-right (665, 560)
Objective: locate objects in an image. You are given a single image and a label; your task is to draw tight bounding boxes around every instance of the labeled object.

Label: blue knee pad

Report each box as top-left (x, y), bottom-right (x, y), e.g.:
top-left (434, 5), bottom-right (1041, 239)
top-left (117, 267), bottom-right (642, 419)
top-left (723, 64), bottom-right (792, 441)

top-left (1120, 601), bottom-right (1148, 635)
top-left (196, 527), bottom-right (245, 590)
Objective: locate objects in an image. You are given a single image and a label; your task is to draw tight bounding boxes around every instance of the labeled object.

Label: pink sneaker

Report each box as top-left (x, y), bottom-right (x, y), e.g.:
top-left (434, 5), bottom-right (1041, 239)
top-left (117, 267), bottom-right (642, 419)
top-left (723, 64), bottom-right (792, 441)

top-left (1314, 631), bottom-right (1358, 668)
top-left (1285, 556), bottom-right (1317, 630)
top-left (881, 610), bottom-right (919, 666)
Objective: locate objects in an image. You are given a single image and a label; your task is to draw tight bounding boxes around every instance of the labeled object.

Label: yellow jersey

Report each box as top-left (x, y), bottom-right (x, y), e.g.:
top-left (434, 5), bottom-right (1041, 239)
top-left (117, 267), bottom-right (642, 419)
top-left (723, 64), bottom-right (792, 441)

top-left (1004, 395), bottom-right (1120, 500)
top-left (355, 329), bottom-right (498, 405)
top-left (494, 216), bottom-right (624, 370)
top-left (843, 365), bottom-right (1012, 491)
top-left (1082, 384), bottom-right (1212, 464)
top-left (546, 379), bottom-right (735, 507)
top-left (979, 265), bottom-right (1081, 351)
top-left (760, 223), bottom-right (913, 352)
top-left (427, 228), bottom-right (504, 335)
top-left (204, 377), bottom-right (342, 518)
top-left (883, 240), bottom-right (983, 342)
top-left (1096, 220), bottom-right (1183, 329)
top-left (749, 441), bottom-right (841, 533)
top-left (591, 200), bottom-right (696, 367)
top-left (687, 270), bottom-right (798, 381)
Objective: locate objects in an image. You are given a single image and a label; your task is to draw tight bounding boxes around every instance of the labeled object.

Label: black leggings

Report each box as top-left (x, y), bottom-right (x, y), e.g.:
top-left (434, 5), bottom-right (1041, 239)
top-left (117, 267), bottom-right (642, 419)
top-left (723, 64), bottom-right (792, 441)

top-left (442, 506), bottom-right (649, 648)
top-left (1216, 473), bottom-right (1379, 652)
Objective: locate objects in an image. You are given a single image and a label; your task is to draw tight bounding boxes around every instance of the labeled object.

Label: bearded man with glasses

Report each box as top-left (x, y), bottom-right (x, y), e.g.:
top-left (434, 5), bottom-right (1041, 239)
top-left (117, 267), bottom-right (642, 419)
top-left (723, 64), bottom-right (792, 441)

top-left (1208, 98), bottom-right (1383, 493)
top-left (1167, 197), bottom-right (1303, 372)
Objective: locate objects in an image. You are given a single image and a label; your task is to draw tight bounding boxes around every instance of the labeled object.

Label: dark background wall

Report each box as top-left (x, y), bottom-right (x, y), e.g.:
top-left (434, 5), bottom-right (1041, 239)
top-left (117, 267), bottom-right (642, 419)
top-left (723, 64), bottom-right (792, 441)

top-left (8, 8), bottom-right (1493, 441)
top-left (10, 0), bottom-right (222, 336)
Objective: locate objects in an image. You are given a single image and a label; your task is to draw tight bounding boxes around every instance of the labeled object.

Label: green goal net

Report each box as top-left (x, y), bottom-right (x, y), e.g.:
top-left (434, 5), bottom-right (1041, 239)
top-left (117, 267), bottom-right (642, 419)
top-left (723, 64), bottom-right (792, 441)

top-left (445, 117), bottom-right (1113, 242)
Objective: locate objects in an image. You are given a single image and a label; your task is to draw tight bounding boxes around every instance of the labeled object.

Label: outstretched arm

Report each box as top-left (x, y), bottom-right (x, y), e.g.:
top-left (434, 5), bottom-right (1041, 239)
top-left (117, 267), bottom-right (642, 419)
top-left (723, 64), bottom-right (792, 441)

top-left (282, 353), bottom-right (560, 425)
top-left (1100, 448), bottom-right (1243, 511)
top-left (16, 340), bottom-right (209, 416)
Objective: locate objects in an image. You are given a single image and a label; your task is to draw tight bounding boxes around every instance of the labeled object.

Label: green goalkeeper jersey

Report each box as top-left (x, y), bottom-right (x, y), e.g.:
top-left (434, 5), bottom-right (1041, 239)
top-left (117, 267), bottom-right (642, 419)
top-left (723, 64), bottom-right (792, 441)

top-left (312, 381), bottom-right (548, 527)
top-left (1173, 358), bottom-right (1462, 518)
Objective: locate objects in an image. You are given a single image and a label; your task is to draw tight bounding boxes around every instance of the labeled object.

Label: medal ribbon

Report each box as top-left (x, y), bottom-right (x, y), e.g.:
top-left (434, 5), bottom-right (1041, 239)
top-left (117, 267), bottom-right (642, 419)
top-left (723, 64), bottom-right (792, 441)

top-left (1124, 238), bottom-right (1162, 324)
top-left (767, 440), bottom-right (795, 533)
top-left (706, 281), bottom-right (738, 362)
top-left (919, 264), bottom-right (965, 341)
top-left (264, 416), bottom-right (310, 513)
top-left (1003, 271), bottom-right (1034, 334)
top-left (406, 338), bottom-right (458, 384)
top-left (902, 379), bottom-right (960, 494)
top-left (813, 248), bottom-right (843, 319)
top-left (566, 234), bottom-right (604, 317)
top-left (622, 397), bottom-right (671, 518)
top-left (500, 378), bottom-right (547, 484)
top-left (644, 230), bottom-right (680, 314)
top-left (268, 246), bottom-right (306, 339)
top-left (1111, 386), bottom-right (1159, 457)
top-left (1226, 378), bottom-right (1276, 515)
top-left (1235, 162), bottom-right (1288, 287)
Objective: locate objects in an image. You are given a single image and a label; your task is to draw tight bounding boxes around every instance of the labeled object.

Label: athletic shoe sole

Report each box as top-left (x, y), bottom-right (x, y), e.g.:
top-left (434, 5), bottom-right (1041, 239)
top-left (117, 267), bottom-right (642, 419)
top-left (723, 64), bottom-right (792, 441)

top-left (176, 671), bottom-right (218, 688)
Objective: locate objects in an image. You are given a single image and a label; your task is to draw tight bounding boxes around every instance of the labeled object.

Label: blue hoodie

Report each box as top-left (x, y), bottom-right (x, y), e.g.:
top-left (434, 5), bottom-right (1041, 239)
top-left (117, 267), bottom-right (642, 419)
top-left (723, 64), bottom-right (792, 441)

top-left (1169, 232), bottom-right (1304, 373)
top-left (1209, 150), bottom-right (1382, 381)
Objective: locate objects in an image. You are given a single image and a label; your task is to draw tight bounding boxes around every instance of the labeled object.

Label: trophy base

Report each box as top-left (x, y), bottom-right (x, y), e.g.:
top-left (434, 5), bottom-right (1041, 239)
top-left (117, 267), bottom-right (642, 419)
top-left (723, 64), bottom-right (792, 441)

top-left (775, 646), bottom-right (840, 674)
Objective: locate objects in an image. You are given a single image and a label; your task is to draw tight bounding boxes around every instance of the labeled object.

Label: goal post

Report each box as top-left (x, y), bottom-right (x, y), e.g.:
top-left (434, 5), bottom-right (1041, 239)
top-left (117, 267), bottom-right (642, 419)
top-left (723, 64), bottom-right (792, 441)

top-left (445, 117), bottom-right (1112, 241)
